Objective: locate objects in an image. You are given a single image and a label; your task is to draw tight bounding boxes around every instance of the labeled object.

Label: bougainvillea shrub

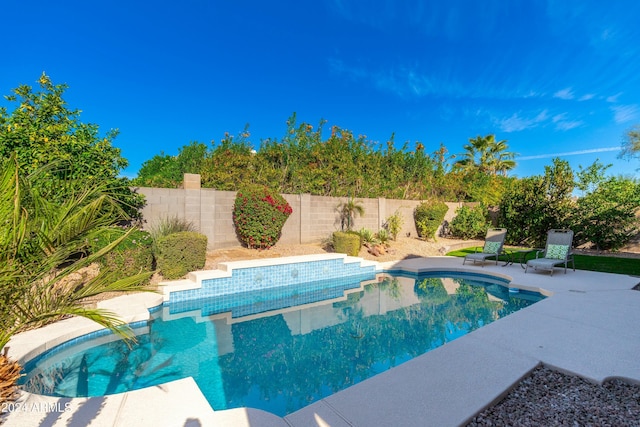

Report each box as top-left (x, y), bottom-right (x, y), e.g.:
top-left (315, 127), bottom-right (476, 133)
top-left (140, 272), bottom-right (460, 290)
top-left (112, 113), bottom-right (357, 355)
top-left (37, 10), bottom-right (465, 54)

top-left (233, 185), bottom-right (293, 249)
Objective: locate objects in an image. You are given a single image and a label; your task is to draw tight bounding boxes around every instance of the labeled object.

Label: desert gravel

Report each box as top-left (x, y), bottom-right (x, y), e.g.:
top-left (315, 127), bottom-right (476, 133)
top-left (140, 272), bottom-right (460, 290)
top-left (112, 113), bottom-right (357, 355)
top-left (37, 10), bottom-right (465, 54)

top-left (467, 366), bottom-right (640, 427)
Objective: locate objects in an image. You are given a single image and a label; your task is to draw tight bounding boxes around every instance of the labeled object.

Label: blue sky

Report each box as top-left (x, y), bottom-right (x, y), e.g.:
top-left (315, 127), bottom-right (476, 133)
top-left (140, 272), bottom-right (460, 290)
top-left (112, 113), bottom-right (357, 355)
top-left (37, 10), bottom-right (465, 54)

top-left (2, 0), bottom-right (640, 179)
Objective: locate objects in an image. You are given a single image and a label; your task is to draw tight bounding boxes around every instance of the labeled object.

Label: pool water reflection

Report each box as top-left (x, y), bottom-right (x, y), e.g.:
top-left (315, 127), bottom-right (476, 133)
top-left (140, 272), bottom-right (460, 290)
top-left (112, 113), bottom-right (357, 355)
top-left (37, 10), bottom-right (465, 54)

top-left (22, 272), bottom-right (543, 416)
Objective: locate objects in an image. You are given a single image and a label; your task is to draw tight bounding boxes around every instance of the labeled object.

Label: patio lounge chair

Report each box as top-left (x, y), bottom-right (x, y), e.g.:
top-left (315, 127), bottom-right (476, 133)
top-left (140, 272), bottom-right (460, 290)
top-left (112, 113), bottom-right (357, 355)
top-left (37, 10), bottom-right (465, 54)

top-left (525, 229), bottom-right (575, 276)
top-left (463, 228), bottom-right (507, 266)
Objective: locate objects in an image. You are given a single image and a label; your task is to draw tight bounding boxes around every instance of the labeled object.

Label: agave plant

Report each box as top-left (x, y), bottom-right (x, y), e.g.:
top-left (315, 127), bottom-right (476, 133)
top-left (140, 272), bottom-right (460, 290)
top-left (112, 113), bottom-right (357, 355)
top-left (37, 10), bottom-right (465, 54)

top-left (0, 154), bottom-right (154, 351)
top-left (358, 228), bottom-right (378, 245)
top-left (376, 228), bottom-right (391, 245)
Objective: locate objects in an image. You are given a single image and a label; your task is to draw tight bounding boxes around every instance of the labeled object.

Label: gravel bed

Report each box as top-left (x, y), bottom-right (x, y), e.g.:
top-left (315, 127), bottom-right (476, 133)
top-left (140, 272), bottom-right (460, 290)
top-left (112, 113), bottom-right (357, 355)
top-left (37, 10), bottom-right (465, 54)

top-left (467, 366), bottom-right (640, 426)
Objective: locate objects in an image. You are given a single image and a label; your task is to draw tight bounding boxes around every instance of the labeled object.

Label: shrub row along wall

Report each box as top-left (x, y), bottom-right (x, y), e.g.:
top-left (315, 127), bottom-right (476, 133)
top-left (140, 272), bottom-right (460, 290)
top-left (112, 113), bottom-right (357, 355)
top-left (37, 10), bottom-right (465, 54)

top-left (135, 174), bottom-right (463, 250)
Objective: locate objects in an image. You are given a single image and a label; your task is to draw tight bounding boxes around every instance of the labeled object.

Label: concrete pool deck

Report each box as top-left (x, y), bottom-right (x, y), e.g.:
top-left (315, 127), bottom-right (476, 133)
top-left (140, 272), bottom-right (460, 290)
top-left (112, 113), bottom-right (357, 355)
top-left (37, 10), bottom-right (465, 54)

top-left (3, 255), bottom-right (640, 426)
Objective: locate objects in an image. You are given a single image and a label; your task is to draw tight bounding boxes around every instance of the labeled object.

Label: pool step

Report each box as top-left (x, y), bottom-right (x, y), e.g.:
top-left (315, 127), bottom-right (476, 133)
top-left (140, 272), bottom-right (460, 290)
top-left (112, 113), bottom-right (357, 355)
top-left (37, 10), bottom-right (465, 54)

top-left (159, 254), bottom-right (380, 303)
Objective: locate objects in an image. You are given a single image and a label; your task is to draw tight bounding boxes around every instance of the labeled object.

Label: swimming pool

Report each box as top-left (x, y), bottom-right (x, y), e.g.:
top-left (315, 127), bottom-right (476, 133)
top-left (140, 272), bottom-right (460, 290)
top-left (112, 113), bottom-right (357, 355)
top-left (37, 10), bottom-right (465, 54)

top-left (21, 270), bottom-right (543, 417)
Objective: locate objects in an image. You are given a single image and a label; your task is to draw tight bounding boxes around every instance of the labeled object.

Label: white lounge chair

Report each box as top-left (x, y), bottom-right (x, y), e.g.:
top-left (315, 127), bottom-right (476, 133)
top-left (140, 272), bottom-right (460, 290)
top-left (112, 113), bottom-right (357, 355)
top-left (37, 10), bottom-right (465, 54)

top-left (525, 229), bottom-right (575, 276)
top-left (463, 228), bottom-right (507, 267)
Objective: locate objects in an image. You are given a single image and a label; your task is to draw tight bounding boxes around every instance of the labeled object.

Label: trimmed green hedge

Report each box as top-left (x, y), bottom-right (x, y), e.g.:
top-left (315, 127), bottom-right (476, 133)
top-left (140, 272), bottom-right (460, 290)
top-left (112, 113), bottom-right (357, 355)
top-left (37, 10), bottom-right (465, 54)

top-left (155, 231), bottom-right (207, 279)
top-left (414, 201), bottom-right (448, 241)
top-left (333, 231), bottom-right (361, 256)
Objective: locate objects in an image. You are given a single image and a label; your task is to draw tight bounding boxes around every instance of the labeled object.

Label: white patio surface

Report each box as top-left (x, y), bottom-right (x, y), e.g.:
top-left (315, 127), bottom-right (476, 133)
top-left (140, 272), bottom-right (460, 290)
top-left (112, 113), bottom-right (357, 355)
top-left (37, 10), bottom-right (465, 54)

top-left (3, 255), bottom-right (639, 427)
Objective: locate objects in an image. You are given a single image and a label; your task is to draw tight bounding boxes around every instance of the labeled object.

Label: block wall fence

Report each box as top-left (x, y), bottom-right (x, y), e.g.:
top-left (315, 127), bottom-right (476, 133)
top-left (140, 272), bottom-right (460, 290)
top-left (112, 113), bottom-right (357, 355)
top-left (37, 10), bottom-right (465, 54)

top-left (135, 174), bottom-right (466, 250)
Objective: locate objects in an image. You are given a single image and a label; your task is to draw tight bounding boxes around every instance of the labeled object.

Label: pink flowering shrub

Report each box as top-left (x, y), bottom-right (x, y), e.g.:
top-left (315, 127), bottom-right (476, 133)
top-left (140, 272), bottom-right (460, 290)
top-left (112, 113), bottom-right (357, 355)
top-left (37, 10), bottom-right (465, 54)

top-left (233, 185), bottom-right (293, 249)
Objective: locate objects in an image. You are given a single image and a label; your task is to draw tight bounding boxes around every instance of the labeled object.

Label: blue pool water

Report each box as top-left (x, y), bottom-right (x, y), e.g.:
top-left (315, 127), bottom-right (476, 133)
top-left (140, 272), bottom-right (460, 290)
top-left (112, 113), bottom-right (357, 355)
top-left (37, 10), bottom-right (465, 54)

top-left (22, 271), bottom-right (543, 416)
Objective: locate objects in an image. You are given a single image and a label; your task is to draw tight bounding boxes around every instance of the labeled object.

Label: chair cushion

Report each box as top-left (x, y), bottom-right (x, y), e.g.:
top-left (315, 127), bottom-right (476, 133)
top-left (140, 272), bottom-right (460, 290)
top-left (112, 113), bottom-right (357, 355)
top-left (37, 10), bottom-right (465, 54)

top-left (483, 241), bottom-right (501, 254)
top-left (547, 244), bottom-right (569, 260)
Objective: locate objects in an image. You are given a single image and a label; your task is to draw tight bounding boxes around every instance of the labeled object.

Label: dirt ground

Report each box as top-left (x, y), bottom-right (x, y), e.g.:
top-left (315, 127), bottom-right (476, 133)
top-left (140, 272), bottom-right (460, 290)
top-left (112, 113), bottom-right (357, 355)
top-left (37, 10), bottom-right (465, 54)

top-left (200, 235), bottom-right (640, 272)
top-left (202, 236), bottom-right (477, 270)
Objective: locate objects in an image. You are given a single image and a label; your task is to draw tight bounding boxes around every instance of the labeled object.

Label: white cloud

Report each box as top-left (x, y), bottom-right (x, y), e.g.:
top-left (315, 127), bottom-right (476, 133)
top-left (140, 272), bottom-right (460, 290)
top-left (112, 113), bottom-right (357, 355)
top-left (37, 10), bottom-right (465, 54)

top-left (552, 113), bottom-right (583, 130)
top-left (579, 94), bottom-right (595, 101)
top-left (328, 58), bottom-right (367, 81)
top-left (606, 92), bottom-right (622, 103)
top-left (553, 88), bottom-right (574, 100)
top-left (328, 59), bottom-right (438, 99)
top-left (496, 110), bottom-right (548, 132)
top-left (518, 147), bottom-right (619, 161)
top-left (600, 28), bottom-right (614, 41)
top-left (611, 105), bottom-right (639, 124)
top-left (552, 113), bottom-right (567, 122)
top-left (495, 109), bottom-right (584, 133)
top-left (555, 120), bottom-right (583, 131)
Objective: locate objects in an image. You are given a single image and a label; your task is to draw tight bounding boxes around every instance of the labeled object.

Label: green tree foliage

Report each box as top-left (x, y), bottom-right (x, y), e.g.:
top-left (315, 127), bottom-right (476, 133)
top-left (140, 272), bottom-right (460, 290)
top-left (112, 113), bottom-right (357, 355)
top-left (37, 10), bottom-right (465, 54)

top-left (460, 171), bottom-right (512, 205)
top-left (575, 159), bottom-right (612, 195)
top-left (133, 142), bottom-right (208, 188)
top-left (619, 125), bottom-right (640, 162)
top-left (258, 115), bottom-right (327, 194)
top-left (574, 177), bottom-right (640, 251)
top-left (201, 129), bottom-right (260, 190)
top-left (449, 205), bottom-right (489, 239)
top-left (0, 74), bottom-right (142, 218)
top-left (232, 184), bottom-right (293, 249)
top-left (0, 154), bottom-right (153, 350)
top-left (134, 113), bottom-right (465, 201)
top-left (498, 158), bottom-right (574, 247)
top-left (132, 153), bottom-right (179, 187)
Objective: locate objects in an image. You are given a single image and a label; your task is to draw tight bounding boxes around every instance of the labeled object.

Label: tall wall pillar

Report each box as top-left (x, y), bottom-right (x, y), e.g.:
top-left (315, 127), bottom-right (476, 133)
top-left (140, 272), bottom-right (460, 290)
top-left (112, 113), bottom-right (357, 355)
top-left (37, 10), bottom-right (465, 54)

top-left (300, 193), bottom-right (312, 243)
top-left (378, 197), bottom-right (386, 231)
top-left (183, 174), bottom-right (202, 239)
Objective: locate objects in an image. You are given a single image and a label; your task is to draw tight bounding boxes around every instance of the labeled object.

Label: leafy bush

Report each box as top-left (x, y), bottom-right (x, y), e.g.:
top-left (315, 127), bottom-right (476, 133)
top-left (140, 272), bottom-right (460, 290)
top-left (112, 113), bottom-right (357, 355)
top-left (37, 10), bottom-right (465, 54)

top-left (414, 201), bottom-right (448, 241)
top-left (233, 184), bottom-right (293, 249)
top-left (573, 177), bottom-right (640, 250)
top-left (155, 231), bottom-right (207, 279)
top-left (384, 210), bottom-right (404, 240)
top-left (449, 205), bottom-right (488, 239)
top-left (333, 231), bottom-right (361, 256)
top-left (94, 229), bottom-right (154, 279)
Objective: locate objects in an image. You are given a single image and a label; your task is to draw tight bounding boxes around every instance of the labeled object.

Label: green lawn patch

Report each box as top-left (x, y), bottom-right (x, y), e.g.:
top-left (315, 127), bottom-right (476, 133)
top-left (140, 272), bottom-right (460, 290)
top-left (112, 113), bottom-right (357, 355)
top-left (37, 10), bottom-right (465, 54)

top-left (447, 247), bottom-right (640, 276)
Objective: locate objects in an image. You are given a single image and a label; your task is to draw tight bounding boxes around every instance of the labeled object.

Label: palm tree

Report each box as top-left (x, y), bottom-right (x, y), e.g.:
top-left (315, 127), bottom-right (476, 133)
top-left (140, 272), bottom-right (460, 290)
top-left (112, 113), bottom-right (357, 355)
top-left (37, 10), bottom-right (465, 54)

top-left (454, 134), bottom-right (517, 176)
top-left (337, 198), bottom-right (365, 231)
top-left (487, 137), bottom-right (517, 176)
top-left (0, 154), bottom-right (154, 350)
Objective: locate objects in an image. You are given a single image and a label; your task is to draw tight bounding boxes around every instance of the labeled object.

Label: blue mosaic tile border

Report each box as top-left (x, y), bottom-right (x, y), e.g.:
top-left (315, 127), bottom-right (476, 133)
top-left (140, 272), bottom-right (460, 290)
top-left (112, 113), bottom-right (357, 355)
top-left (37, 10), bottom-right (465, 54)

top-left (169, 258), bottom-right (376, 304)
top-left (167, 272), bottom-right (375, 317)
top-left (385, 269), bottom-right (511, 285)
